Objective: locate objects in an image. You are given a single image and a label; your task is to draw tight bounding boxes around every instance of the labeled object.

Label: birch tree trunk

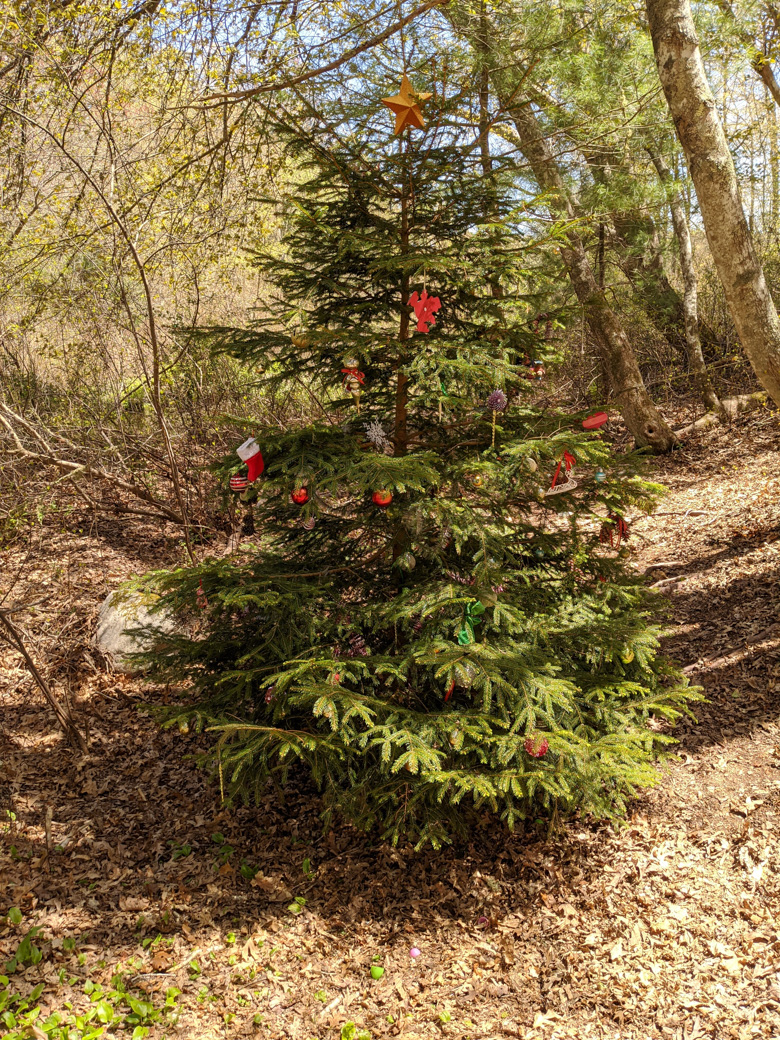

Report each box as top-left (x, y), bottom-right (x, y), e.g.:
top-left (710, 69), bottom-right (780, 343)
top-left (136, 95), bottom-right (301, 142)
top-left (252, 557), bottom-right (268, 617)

top-left (647, 147), bottom-right (723, 414)
top-left (646, 0), bottom-right (780, 406)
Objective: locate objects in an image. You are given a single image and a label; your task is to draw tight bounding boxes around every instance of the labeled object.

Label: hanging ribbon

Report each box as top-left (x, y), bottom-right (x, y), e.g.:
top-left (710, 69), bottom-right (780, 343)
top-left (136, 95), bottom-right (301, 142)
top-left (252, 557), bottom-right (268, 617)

top-left (341, 366), bottom-right (366, 385)
top-left (599, 512), bottom-right (630, 549)
top-left (457, 600), bottom-right (485, 644)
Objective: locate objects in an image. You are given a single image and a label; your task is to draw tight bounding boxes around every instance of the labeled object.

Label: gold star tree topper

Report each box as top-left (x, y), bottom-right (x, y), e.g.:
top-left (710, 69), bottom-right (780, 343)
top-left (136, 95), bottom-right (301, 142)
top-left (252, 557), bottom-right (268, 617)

top-left (381, 74), bottom-right (432, 134)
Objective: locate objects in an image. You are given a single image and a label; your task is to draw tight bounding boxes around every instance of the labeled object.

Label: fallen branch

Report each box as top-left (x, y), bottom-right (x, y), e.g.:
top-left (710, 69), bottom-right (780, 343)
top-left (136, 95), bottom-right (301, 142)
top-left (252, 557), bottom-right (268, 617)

top-left (648, 575), bottom-right (683, 590)
top-left (682, 623), bottom-right (780, 675)
top-left (674, 392), bottom-right (768, 438)
top-left (0, 607), bottom-right (88, 752)
top-left (633, 510), bottom-right (709, 521)
top-left (0, 402), bottom-right (184, 524)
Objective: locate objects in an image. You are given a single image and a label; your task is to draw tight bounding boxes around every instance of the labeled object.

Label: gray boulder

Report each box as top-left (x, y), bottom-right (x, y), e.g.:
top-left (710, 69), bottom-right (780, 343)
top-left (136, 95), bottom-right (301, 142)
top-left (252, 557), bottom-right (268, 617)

top-left (95, 589), bottom-right (177, 675)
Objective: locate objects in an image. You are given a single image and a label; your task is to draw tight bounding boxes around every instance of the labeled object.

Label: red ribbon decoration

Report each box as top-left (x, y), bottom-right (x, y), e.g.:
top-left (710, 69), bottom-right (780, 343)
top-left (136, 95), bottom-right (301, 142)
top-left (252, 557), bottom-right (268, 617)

top-left (599, 512), bottom-right (630, 549)
top-left (444, 678), bottom-right (456, 702)
top-left (550, 450), bottom-right (576, 490)
top-left (341, 366), bottom-right (366, 384)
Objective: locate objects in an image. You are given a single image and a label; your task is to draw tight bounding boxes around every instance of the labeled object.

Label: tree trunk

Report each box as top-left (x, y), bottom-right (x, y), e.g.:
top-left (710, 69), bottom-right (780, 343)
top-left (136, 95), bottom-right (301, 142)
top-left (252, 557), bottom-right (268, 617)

top-left (508, 102), bottom-right (678, 451)
top-left (582, 147), bottom-right (723, 360)
top-left (647, 147), bottom-right (723, 414)
top-left (713, 0), bottom-right (780, 108)
top-left (647, 0), bottom-right (780, 406)
top-left (444, 7), bottom-right (677, 450)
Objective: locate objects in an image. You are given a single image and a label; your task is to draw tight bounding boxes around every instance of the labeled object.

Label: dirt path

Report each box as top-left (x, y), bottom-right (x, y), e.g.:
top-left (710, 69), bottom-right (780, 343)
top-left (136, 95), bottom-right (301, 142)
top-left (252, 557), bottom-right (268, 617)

top-left (2, 415), bottom-right (780, 1040)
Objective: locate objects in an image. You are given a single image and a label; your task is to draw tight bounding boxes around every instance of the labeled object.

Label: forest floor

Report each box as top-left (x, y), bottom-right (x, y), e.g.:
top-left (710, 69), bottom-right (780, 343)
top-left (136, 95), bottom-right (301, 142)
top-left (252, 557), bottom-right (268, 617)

top-left (2, 410), bottom-right (780, 1040)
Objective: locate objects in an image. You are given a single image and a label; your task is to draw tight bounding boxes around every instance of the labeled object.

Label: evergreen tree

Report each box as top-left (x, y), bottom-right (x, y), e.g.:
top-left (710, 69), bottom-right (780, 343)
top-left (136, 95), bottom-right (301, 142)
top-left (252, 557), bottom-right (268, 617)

top-left (140, 75), bottom-right (700, 848)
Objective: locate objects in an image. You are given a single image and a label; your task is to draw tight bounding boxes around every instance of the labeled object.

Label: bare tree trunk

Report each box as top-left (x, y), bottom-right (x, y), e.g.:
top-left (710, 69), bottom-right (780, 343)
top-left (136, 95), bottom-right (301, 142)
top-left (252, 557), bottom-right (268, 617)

top-left (508, 102), bottom-right (678, 451)
top-left (445, 6), bottom-right (676, 450)
top-left (771, 94), bottom-right (780, 226)
top-left (581, 147), bottom-right (722, 359)
top-left (647, 147), bottom-right (723, 414)
top-left (647, 0), bottom-right (780, 406)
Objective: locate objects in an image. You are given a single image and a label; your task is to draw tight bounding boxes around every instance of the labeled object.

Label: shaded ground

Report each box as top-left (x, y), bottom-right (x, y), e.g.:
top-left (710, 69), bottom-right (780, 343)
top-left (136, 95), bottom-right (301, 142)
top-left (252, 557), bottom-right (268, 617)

top-left (2, 412), bottom-right (780, 1040)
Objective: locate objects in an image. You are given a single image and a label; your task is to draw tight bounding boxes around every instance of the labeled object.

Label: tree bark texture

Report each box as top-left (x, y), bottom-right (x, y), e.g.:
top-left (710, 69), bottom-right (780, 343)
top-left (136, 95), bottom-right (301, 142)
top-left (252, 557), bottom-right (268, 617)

top-left (647, 0), bottom-right (780, 406)
top-left (648, 148), bottom-right (723, 413)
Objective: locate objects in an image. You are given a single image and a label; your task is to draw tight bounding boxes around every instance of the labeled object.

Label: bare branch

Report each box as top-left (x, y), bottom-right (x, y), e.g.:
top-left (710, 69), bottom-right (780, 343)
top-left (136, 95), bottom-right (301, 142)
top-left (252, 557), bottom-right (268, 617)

top-left (195, 0), bottom-right (450, 107)
top-left (0, 607), bottom-right (88, 753)
top-left (0, 403), bottom-right (185, 525)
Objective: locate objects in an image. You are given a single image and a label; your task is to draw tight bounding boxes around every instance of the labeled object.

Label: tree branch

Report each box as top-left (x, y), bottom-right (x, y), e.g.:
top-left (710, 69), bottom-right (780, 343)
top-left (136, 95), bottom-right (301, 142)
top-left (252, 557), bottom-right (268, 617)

top-left (196, 0), bottom-right (450, 107)
top-left (0, 607), bottom-right (88, 753)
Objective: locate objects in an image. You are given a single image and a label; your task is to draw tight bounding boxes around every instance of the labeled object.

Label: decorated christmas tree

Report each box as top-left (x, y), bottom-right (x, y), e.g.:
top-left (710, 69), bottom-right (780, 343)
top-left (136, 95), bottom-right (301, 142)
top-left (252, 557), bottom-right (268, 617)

top-left (141, 70), bottom-right (699, 848)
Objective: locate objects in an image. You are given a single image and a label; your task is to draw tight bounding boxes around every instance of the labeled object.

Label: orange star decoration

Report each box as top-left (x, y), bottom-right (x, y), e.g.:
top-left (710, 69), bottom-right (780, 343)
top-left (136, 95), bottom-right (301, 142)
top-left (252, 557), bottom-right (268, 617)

top-left (381, 73), bottom-right (432, 134)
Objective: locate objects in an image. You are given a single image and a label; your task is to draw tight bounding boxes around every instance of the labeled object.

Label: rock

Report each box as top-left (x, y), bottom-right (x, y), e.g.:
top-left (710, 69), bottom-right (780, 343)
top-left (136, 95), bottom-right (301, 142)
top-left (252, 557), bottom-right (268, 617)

top-left (95, 589), bottom-right (177, 675)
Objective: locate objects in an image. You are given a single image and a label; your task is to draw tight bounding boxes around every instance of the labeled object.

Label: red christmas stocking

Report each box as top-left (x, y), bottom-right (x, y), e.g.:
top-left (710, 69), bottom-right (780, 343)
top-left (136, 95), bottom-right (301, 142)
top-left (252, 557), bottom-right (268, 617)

top-left (237, 437), bottom-right (264, 482)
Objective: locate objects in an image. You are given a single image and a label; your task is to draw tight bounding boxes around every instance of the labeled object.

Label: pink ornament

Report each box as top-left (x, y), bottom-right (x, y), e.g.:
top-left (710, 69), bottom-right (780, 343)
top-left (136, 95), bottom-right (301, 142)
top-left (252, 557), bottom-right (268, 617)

top-left (409, 947), bottom-right (421, 959)
top-left (524, 734), bottom-right (549, 758)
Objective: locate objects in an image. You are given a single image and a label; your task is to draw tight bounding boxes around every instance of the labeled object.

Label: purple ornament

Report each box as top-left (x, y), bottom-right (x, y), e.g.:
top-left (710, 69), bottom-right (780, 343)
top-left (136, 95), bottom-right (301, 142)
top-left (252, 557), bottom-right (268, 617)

top-left (487, 389), bottom-right (507, 412)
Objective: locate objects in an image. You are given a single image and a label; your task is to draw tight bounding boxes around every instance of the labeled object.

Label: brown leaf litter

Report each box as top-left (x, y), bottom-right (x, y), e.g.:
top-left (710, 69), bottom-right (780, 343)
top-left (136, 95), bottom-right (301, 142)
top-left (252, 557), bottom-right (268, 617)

top-left (2, 412), bottom-right (780, 1039)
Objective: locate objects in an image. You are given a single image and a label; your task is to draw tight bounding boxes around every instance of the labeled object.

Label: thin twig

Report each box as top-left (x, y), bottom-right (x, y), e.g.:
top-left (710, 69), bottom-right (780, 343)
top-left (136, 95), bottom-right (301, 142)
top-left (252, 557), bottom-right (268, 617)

top-left (0, 607), bottom-right (88, 752)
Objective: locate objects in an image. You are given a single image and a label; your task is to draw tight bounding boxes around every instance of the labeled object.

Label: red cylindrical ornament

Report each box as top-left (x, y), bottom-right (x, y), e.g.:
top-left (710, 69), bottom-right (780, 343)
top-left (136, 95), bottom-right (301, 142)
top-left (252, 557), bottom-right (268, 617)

top-left (582, 411), bottom-right (608, 430)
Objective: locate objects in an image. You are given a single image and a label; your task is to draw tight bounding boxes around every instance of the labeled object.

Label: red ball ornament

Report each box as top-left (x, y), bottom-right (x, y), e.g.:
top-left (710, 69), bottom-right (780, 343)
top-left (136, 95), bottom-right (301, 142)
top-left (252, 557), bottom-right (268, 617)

top-left (524, 734), bottom-right (549, 758)
top-left (229, 475), bottom-right (248, 492)
top-left (291, 487), bottom-right (309, 505)
top-left (372, 490), bottom-right (393, 507)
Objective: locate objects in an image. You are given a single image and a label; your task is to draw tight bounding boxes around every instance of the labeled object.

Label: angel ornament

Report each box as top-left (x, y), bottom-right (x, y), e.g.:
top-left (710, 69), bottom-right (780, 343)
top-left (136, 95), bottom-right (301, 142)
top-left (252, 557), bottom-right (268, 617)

top-left (341, 358), bottom-right (365, 411)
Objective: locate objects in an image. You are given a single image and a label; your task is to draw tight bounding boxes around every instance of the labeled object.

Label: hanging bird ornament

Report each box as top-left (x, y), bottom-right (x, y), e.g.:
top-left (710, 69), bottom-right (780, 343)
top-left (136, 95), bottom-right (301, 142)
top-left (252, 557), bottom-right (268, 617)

top-left (408, 290), bottom-right (441, 333)
top-left (381, 73), bottom-right (432, 134)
